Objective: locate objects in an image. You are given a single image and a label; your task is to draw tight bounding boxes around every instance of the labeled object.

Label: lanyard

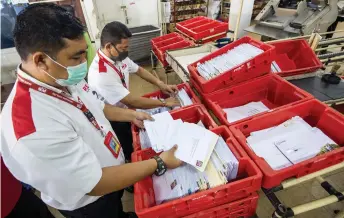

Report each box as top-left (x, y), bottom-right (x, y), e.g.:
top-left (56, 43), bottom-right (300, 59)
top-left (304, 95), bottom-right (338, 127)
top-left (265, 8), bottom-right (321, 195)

top-left (17, 75), bottom-right (106, 137)
top-left (98, 51), bottom-right (127, 88)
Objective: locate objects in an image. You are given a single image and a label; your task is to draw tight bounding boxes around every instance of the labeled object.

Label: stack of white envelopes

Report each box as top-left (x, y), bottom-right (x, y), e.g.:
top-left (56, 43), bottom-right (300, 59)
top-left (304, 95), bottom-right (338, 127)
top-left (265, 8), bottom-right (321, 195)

top-left (196, 43), bottom-right (264, 80)
top-left (144, 112), bottom-right (239, 205)
top-left (247, 116), bottom-right (336, 170)
top-left (224, 101), bottom-right (269, 123)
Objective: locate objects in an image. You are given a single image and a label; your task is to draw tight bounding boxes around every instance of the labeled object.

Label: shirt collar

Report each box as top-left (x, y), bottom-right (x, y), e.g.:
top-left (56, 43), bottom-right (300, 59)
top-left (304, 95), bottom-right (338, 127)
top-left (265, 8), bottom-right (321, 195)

top-left (98, 49), bottom-right (118, 65)
top-left (17, 65), bottom-right (64, 94)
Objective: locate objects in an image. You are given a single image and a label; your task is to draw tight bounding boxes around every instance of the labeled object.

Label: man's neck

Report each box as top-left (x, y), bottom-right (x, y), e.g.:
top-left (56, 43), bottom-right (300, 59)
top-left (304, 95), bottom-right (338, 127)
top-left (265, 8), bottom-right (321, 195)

top-left (20, 63), bottom-right (66, 92)
top-left (100, 48), bottom-right (117, 63)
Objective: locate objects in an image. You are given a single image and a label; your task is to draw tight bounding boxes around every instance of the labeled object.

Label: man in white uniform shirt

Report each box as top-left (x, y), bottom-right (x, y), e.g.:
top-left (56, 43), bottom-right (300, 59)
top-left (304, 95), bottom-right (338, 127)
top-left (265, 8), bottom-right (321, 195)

top-left (1, 4), bottom-right (182, 218)
top-left (88, 21), bottom-right (180, 163)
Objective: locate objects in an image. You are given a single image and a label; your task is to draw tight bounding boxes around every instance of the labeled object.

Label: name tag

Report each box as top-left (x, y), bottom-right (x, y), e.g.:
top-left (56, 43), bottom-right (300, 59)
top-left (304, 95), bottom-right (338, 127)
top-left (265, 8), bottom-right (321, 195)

top-left (104, 131), bottom-right (122, 158)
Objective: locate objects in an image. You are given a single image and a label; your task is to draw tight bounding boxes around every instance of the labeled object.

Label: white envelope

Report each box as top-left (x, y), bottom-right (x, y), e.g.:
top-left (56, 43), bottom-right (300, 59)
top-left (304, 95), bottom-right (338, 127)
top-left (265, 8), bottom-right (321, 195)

top-left (174, 123), bottom-right (219, 172)
top-left (224, 101), bottom-right (269, 123)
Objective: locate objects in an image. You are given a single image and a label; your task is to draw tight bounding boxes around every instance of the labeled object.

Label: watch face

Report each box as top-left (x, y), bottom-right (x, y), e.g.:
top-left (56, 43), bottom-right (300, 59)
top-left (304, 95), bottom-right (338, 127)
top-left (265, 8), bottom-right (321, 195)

top-left (158, 167), bottom-right (167, 176)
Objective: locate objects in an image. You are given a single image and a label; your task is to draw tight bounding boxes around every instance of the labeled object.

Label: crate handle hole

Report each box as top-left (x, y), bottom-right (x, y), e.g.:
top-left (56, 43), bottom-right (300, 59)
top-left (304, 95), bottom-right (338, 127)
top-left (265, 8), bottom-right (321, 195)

top-left (229, 91), bottom-right (234, 95)
top-left (243, 124), bottom-right (248, 129)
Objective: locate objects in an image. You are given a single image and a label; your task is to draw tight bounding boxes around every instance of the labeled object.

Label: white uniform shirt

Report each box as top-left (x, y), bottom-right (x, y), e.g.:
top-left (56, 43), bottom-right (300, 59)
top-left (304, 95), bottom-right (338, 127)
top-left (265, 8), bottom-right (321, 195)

top-left (88, 50), bottom-right (139, 108)
top-left (1, 67), bottom-right (125, 211)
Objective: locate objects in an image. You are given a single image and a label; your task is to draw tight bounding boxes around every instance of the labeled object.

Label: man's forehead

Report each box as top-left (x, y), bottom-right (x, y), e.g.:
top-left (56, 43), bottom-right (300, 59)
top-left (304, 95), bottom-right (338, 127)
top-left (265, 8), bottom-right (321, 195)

top-left (119, 38), bottom-right (129, 47)
top-left (61, 37), bottom-right (87, 55)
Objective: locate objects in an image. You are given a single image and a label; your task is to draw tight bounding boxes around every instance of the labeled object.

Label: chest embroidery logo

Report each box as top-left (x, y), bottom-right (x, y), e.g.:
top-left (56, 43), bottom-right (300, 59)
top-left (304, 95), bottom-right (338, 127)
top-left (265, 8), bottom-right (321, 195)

top-left (83, 84), bottom-right (90, 92)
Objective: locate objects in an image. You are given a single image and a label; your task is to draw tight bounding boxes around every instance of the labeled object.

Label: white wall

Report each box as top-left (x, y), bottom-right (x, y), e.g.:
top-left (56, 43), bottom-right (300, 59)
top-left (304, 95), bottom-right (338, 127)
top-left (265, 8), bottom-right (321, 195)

top-left (84, 0), bottom-right (160, 40)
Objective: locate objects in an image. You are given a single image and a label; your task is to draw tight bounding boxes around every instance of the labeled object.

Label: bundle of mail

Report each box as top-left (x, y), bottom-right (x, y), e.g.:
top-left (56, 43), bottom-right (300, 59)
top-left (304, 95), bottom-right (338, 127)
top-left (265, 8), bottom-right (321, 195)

top-left (224, 101), bottom-right (269, 123)
top-left (136, 88), bottom-right (193, 116)
top-left (196, 43), bottom-right (264, 80)
top-left (142, 112), bottom-right (239, 205)
top-left (247, 116), bottom-right (337, 170)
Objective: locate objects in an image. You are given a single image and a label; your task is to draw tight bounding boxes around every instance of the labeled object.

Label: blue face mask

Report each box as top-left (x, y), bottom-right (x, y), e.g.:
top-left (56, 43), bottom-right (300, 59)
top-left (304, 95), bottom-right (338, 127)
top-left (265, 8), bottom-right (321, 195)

top-left (43, 54), bottom-right (88, 86)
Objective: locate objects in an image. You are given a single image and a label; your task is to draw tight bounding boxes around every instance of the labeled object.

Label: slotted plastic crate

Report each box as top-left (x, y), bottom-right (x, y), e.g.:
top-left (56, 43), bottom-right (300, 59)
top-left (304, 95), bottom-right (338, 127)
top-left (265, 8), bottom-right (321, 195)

top-left (230, 99), bottom-right (344, 188)
top-left (188, 36), bottom-right (275, 94)
top-left (176, 16), bottom-right (228, 43)
top-left (132, 104), bottom-right (218, 151)
top-left (270, 39), bottom-right (323, 77)
top-left (203, 74), bottom-right (313, 126)
top-left (183, 192), bottom-right (258, 218)
top-left (132, 126), bottom-right (262, 218)
top-left (151, 33), bottom-right (194, 66)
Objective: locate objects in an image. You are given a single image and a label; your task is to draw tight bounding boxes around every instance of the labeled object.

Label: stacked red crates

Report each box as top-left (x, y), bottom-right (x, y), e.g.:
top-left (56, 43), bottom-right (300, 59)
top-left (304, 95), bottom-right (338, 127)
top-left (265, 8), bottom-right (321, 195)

top-left (188, 36), bottom-right (275, 94)
top-left (269, 39), bottom-right (323, 77)
top-left (151, 33), bottom-right (194, 67)
top-left (151, 16), bottom-right (228, 67)
top-left (132, 104), bottom-right (216, 152)
top-left (202, 74), bottom-right (313, 126)
top-left (176, 16), bottom-right (228, 43)
top-left (132, 125), bottom-right (262, 218)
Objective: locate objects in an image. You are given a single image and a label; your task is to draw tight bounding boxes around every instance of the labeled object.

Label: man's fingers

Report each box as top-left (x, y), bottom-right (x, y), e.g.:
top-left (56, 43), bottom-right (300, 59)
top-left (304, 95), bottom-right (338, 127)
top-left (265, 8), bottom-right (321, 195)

top-left (136, 112), bottom-right (154, 121)
top-left (133, 119), bottom-right (144, 128)
top-left (147, 114), bottom-right (154, 121)
top-left (172, 144), bottom-right (178, 152)
top-left (171, 85), bottom-right (179, 92)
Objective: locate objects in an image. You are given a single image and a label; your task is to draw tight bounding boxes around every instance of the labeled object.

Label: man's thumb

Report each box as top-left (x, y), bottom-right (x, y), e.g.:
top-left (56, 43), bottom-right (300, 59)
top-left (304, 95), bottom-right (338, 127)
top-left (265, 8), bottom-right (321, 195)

top-left (172, 145), bottom-right (178, 152)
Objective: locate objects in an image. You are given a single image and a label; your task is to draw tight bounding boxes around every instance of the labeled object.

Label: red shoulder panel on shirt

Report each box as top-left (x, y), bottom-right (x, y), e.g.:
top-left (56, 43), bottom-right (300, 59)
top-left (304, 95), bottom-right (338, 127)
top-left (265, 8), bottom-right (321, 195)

top-left (98, 59), bottom-right (107, 73)
top-left (12, 82), bottom-right (36, 140)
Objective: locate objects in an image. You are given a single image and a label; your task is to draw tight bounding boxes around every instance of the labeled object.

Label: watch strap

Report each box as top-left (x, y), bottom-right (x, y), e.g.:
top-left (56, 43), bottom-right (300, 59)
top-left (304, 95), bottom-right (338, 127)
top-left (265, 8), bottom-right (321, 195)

top-left (152, 155), bottom-right (167, 176)
top-left (158, 98), bottom-right (166, 107)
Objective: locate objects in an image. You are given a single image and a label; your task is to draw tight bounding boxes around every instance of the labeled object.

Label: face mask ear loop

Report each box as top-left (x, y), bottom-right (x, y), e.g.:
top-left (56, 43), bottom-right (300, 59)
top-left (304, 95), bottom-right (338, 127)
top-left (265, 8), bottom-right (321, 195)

top-left (44, 53), bottom-right (67, 69)
top-left (41, 68), bottom-right (60, 83)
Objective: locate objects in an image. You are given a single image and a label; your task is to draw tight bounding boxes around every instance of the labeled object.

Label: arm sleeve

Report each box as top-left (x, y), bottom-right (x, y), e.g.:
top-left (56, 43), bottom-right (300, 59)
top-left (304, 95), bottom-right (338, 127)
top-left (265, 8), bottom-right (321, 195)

top-left (10, 121), bottom-right (102, 205)
top-left (90, 74), bottom-right (130, 106)
top-left (126, 58), bottom-right (139, 74)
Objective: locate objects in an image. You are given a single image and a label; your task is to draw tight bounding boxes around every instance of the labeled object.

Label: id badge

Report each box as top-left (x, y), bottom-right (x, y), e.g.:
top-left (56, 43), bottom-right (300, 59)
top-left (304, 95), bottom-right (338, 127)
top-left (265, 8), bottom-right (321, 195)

top-left (104, 131), bottom-right (122, 158)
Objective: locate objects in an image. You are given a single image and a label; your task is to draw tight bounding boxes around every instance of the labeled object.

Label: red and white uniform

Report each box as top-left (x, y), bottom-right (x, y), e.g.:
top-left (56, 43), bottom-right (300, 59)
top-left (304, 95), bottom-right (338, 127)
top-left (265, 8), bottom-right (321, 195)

top-left (0, 67), bottom-right (125, 211)
top-left (88, 50), bottom-right (139, 108)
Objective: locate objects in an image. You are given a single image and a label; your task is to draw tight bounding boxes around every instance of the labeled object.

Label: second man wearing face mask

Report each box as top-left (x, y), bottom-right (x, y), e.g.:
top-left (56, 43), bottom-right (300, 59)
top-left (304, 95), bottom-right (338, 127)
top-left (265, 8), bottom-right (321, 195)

top-left (88, 22), bottom-right (180, 164)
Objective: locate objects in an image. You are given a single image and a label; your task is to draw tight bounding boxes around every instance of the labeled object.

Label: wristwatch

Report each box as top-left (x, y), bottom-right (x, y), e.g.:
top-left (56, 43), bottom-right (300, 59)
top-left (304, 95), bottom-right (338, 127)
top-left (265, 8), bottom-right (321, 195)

top-left (152, 156), bottom-right (167, 176)
top-left (158, 98), bottom-right (166, 107)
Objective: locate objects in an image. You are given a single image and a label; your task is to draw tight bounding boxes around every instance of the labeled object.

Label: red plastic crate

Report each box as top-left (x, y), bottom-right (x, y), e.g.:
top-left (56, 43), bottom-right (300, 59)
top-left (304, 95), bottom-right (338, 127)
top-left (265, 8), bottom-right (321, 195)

top-left (188, 36), bottom-right (275, 94)
top-left (132, 104), bottom-right (218, 151)
top-left (203, 74), bottom-right (313, 127)
top-left (230, 99), bottom-right (344, 188)
top-left (270, 39), bottom-right (323, 77)
top-left (132, 127), bottom-right (262, 218)
top-left (151, 32), bottom-right (181, 45)
top-left (151, 33), bottom-right (194, 66)
top-left (183, 192), bottom-right (259, 218)
top-left (176, 16), bottom-right (228, 43)
top-left (143, 83), bottom-right (201, 105)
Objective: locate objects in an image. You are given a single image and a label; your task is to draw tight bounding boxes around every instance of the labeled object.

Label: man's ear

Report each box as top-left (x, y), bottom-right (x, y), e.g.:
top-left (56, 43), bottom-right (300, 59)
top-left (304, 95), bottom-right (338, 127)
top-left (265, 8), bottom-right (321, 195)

top-left (32, 52), bottom-right (49, 71)
top-left (104, 43), bottom-right (113, 50)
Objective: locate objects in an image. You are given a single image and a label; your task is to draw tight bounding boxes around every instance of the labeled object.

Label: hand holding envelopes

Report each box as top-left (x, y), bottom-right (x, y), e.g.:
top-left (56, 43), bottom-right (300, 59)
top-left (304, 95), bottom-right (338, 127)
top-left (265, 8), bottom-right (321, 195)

top-left (144, 112), bottom-right (218, 172)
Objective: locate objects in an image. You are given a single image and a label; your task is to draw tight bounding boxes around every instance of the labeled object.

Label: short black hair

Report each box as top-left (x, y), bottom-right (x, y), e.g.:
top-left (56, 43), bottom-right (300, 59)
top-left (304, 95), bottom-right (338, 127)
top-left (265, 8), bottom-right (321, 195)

top-left (13, 3), bottom-right (85, 60)
top-left (100, 21), bottom-right (132, 48)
